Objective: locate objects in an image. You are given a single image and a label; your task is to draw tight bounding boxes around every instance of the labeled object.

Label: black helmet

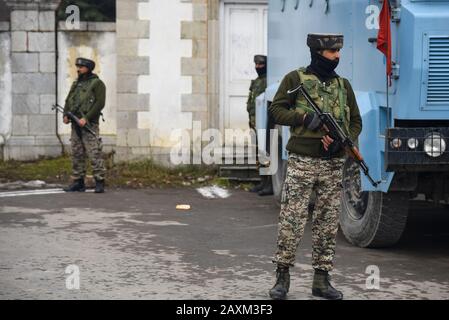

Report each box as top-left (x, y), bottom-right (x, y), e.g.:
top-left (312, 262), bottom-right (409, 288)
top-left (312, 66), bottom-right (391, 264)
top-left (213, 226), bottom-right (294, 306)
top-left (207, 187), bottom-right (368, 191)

top-left (75, 57), bottom-right (96, 71)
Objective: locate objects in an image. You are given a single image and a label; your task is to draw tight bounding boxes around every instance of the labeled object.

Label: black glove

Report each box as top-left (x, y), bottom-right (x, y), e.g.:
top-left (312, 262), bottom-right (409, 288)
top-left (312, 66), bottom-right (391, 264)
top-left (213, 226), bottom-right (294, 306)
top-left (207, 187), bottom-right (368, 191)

top-left (321, 140), bottom-right (343, 159)
top-left (328, 140), bottom-right (343, 155)
top-left (249, 120), bottom-right (255, 130)
top-left (303, 113), bottom-right (323, 131)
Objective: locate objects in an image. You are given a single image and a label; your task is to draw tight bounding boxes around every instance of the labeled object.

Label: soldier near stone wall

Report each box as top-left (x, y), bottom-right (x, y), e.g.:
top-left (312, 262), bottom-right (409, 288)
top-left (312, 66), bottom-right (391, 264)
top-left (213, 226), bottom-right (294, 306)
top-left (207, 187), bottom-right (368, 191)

top-left (63, 57), bottom-right (106, 193)
top-left (247, 54), bottom-right (273, 196)
top-left (247, 55), bottom-right (267, 130)
top-left (267, 34), bottom-right (362, 300)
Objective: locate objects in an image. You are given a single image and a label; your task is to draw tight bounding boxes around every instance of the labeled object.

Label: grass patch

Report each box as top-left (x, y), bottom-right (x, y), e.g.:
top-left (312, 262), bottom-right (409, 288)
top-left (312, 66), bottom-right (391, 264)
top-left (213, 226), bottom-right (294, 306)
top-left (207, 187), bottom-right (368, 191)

top-left (210, 177), bottom-right (231, 189)
top-left (108, 159), bottom-right (217, 188)
top-left (0, 156), bottom-right (72, 183)
top-left (0, 155), bottom-right (219, 188)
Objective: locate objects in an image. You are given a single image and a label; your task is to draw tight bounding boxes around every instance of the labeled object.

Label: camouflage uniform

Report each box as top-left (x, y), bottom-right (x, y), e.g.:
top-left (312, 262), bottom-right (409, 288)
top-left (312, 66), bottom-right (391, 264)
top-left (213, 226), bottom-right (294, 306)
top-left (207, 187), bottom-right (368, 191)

top-left (268, 33), bottom-right (361, 300)
top-left (274, 153), bottom-right (345, 270)
top-left (70, 123), bottom-right (105, 181)
top-left (247, 55), bottom-right (267, 129)
top-left (247, 75), bottom-right (267, 129)
top-left (271, 34), bottom-right (350, 271)
top-left (64, 58), bottom-right (106, 182)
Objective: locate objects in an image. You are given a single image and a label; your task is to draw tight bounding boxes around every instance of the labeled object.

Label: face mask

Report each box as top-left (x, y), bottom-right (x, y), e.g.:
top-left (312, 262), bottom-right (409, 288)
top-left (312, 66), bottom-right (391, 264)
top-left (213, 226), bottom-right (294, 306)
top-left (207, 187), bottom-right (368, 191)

top-left (256, 65), bottom-right (267, 76)
top-left (313, 50), bottom-right (339, 72)
top-left (308, 50), bottom-right (339, 81)
top-left (77, 70), bottom-right (92, 80)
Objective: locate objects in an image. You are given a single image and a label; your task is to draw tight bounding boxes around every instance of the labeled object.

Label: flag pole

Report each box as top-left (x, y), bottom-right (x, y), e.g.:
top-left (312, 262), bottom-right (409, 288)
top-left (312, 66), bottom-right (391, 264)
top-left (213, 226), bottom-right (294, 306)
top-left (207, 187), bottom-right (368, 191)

top-left (386, 73), bottom-right (390, 131)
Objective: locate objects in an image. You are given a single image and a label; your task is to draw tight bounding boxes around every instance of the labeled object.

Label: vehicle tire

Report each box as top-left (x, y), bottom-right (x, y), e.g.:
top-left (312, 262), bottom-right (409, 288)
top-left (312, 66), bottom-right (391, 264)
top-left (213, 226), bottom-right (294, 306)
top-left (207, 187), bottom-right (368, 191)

top-left (272, 125), bottom-right (287, 207)
top-left (339, 158), bottom-right (410, 248)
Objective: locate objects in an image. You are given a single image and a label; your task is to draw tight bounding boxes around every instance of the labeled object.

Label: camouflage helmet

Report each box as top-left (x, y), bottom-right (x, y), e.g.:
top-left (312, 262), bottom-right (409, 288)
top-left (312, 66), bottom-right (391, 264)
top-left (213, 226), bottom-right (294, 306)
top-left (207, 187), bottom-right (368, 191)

top-left (254, 55), bottom-right (267, 64)
top-left (75, 57), bottom-right (96, 71)
top-left (307, 33), bottom-right (344, 50)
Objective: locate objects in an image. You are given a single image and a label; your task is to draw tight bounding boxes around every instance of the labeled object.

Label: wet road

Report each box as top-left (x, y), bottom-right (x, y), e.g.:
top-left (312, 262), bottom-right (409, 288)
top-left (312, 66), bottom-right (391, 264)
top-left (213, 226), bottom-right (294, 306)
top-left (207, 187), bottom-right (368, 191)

top-left (0, 187), bottom-right (448, 299)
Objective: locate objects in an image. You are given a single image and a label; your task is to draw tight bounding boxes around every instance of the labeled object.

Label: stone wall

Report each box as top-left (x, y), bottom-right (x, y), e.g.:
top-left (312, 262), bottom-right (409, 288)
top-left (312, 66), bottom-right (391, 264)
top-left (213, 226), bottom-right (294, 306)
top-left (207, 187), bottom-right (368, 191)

top-left (0, 0), bottom-right (119, 161)
top-left (57, 22), bottom-right (117, 153)
top-left (180, 0), bottom-right (208, 161)
top-left (115, 0), bottom-right (220, 165)
top-left (0, 22), bottom-right (11, 159)
top-left (3, 7), bottom-right (60, 160)
top-left (0, 0), bottom-right (238, 166)
top-left (114, 0), bottom-right (151, 162)
top-left (1, 10), bottom-right (117, 160)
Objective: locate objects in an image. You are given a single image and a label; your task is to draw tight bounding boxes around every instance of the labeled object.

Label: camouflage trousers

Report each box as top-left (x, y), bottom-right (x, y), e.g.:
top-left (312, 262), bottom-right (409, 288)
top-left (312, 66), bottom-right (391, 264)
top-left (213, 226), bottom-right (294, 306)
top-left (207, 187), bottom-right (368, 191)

top-left (273, 153), bottom-right (345, 271)
top-left (70, 123), bottom-right (105, 181)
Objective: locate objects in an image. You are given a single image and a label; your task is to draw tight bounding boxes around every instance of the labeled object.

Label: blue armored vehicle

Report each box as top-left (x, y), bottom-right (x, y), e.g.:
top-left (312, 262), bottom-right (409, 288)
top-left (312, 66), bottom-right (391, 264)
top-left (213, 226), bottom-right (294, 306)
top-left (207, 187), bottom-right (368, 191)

top-left (256, 0), bottom-right (449, 247)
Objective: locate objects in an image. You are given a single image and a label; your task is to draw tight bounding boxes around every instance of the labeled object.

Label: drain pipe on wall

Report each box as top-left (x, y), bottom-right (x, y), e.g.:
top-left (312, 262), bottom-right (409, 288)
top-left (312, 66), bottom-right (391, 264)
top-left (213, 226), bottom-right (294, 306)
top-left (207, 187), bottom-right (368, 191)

top-left (0, 134), bottom-right (5, 161)
top-left (54, 10), bottom-right (65, 155)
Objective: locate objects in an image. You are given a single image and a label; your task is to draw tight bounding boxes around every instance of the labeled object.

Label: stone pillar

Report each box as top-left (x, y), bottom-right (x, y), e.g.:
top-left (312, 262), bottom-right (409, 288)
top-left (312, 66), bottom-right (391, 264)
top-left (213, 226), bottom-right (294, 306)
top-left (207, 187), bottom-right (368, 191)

top-left (116, 0), bottom-right (150, 161)
top-left (181, 0), bottom-right (208, 127)
top-left (4, 0), bottom-right (61, 160)
top-left (0, 20), bottom-right (11, 161)
top-left (207, 0), bottom-right (220, 130)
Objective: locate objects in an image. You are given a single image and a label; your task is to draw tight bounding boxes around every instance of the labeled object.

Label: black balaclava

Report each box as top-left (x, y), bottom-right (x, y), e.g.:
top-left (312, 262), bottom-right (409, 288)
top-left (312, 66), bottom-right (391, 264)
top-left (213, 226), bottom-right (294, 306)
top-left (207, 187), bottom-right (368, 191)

top-left (77, 69), bottom-right (93, 81)
top-left (256, 65), bottom-right (267, 77)
top-left (307, 49), bottom-right (339, 82)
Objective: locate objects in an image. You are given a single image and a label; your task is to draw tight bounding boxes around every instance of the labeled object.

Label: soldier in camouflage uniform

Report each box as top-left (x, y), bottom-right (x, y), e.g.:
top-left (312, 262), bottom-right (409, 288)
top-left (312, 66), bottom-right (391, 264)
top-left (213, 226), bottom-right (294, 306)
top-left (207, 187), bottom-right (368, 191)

top-left (247, 55), bottom-right (273, 195)
top-left (63, 57), bottom-right (106, 193)
top-left (247, 55), bottom-right (267, 130)
top-left (268, 34), bottom-right (362, 300)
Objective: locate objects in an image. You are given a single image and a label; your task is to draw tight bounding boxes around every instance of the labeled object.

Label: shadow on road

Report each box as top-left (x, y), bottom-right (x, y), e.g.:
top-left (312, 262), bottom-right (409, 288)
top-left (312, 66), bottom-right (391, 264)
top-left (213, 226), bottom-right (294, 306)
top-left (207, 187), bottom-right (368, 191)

top-left (396, 201), bottom-right (449, 253)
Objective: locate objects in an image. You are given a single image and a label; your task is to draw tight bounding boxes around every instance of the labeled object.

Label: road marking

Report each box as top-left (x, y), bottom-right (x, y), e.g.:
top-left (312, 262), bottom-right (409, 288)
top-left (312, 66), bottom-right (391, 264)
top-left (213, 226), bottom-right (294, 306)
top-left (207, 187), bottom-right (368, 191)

top-left (241, 224), bottom-right (277, 230)
top-left (0, 189), bottom-right (95, 198)
top-left (122, 219), bottom-right (188, 226)
top-left (196, 186), bottom-right (230, 199)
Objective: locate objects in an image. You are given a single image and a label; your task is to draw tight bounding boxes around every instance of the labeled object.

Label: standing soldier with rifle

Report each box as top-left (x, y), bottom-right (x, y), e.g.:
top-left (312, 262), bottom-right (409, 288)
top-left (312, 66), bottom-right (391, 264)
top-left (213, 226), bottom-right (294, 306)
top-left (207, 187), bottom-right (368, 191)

top-left (62, 57), bottom-right (106, 193)
top-left (247, 55), bottom-right (273, 196)
top-left (267, 34), bottom-right (363, 300)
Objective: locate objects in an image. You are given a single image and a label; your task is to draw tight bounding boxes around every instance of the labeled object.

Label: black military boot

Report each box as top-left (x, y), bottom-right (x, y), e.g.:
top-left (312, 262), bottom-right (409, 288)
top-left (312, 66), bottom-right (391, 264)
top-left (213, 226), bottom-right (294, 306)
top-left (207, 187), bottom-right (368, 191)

top-left (64, 178), bottom-right (85, 192)
top-left (250, 176), bottom-right (265, 193)
top-left (258, 176), bottom-right (273, 196)
top-left (94, 179), bottom-right (105, 193)
top-left (312, 269), bottom-right (343, 300)
top-left (269, 264), bottom-right (290, 300)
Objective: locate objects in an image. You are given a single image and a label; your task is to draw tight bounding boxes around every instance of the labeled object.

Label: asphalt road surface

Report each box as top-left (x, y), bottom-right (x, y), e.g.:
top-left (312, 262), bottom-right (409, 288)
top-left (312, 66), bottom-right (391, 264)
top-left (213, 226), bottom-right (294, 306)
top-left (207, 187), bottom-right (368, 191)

top-left (0, 187), bottom-right (448, 300)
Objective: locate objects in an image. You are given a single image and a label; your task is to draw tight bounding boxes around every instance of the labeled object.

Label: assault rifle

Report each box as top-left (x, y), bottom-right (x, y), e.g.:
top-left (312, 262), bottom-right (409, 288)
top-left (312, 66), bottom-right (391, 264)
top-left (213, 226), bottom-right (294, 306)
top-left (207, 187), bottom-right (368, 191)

top-left (52, 104), bottom-right (97, 138)
top-left (294, 84), bottom-right (381, 187)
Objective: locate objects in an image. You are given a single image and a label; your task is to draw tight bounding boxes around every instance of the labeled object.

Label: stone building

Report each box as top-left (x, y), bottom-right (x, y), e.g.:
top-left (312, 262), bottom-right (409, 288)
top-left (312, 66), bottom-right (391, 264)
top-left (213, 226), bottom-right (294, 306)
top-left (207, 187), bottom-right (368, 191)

top-left (0, 0), bottom-right (267, 165)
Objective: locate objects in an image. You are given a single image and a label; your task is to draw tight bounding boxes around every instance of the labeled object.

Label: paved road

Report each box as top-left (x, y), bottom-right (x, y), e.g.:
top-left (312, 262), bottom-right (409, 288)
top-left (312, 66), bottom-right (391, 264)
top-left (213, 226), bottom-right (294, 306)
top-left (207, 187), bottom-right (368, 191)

top-left (0, 187), bottom-right (448, 299)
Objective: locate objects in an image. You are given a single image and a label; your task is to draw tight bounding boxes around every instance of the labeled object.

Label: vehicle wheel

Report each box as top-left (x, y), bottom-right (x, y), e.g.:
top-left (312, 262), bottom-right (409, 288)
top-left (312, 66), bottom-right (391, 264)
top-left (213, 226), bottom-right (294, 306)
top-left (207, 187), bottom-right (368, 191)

top-left (339, 158), bottom-right (409, 248)
top-left (272, 125), bottom-right (287, 207)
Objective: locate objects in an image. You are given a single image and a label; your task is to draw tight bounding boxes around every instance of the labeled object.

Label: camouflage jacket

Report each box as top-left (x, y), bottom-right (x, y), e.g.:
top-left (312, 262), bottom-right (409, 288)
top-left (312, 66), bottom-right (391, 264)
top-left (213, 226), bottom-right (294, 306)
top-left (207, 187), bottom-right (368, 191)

top-left (246, 74), bottom-right (267, 121)
top-left (269, 69), bottom-right (362, 158)
top-left (64, 73), bottom-right (106, 124)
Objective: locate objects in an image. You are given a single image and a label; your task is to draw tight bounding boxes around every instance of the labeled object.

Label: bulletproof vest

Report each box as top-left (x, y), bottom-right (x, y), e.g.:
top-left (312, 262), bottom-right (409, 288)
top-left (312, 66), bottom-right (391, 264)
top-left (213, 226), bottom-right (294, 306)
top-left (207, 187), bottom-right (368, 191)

top-left (65, 76), bottom-right (101, 119)
top-left (292, 68), bottom-right (350, 138)
top-left (248, 75), bottom-right (267, 115)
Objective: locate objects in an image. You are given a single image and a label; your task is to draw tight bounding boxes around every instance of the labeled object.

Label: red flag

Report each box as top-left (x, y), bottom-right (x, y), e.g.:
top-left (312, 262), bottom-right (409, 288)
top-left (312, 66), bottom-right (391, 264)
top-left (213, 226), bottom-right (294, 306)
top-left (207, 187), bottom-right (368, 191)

top-left (376, 0), bottom-right (392, 85)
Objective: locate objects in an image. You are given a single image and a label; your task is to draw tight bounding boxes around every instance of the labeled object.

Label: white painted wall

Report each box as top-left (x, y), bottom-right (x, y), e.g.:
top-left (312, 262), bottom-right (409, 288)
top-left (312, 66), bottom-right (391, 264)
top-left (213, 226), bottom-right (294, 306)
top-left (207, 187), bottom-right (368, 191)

top-left (57, 31), bottom-right (117, 137)
top-left (0, 32), bottom-right (11, 145)
top-left (137, 0), bottom-right (193, 148)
